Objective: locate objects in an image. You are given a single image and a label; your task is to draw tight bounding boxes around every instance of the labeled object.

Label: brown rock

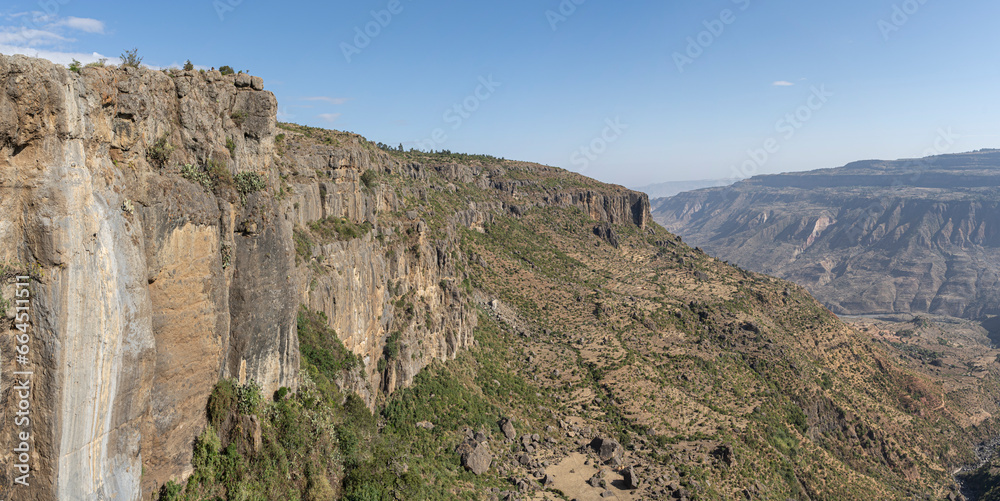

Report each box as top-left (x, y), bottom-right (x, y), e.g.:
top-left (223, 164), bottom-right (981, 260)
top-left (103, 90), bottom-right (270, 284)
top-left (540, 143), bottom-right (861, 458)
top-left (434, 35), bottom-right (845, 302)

top-left (596, 437), bottom-right (622, 462)
top-left (500, 418), bottom-right (517, 440)
top-left (0, 52), bottom-right (656, 501)
top-left (456, 439), bottom-right (492, 475)
top-left (622, 466), bottom-right (639, 489)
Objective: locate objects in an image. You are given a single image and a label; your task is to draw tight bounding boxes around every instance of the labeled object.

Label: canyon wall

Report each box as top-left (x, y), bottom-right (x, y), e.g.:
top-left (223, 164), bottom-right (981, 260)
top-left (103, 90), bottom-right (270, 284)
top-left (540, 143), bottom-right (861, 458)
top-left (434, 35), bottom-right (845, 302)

top-left (0, 54), bottom-right (651, 500)
top-left (652, 151), bottom-right (1000, 319)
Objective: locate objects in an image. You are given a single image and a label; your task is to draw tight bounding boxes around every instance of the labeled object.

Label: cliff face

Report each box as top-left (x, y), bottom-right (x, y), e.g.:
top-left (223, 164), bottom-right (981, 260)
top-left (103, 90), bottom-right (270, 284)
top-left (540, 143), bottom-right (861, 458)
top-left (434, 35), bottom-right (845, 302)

top-left (0, 54), bottom-right (651, 500)
top-left (0, 54), bottom-right (296, 500)
top-left (652, 150), bottom-right (1000, 319)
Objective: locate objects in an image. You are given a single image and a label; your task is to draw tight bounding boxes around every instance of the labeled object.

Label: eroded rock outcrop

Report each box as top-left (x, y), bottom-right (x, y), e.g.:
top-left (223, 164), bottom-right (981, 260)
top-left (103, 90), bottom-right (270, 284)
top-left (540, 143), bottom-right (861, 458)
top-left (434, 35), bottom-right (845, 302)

top-left (653, 150), bottom-right (1000, 320)
top-left (0, 54), bottom-right (652, 500)
top-left (0, 54), bottom-right (293, 500)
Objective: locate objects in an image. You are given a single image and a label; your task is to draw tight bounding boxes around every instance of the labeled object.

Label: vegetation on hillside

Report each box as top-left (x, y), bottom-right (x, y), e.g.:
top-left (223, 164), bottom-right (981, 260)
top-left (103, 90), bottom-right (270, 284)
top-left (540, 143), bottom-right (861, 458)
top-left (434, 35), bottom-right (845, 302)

top-left (159, 307), bottom-right (549, 500)
top-left (157, 122), bottom-right (997, 500)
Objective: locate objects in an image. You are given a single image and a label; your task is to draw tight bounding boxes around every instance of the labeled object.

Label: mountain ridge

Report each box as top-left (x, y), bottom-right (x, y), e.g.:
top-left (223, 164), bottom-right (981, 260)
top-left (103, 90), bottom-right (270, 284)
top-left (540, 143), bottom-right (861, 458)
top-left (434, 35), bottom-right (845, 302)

top-left (0, 53), bottom-right (997, 500)
top-left (652, 150), bottom-right (1000, 320)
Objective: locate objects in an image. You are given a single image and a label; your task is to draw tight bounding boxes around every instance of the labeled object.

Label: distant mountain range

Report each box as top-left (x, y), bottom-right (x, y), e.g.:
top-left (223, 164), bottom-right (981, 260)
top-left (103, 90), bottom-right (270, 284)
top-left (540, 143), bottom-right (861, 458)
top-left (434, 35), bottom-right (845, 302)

top-left (631, 178), bottom-right (733, 198)
top-left (652, 150), bottom-right (1000, 320)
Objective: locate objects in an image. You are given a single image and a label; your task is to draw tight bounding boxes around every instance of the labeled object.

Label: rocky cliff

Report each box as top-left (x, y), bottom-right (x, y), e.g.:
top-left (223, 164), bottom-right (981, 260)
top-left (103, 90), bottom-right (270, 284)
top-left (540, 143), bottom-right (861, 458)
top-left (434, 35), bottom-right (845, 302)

top-left (652, 150), bottom-right (1000, 320)
top-left (0, 54), bottom-right (650, 500)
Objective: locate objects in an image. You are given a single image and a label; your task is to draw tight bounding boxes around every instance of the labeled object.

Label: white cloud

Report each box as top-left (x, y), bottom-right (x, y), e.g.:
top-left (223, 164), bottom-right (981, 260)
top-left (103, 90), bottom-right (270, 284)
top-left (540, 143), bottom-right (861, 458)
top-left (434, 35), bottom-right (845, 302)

top-left (0, 13), bottom-right (106, 53)
top-left (276, 107), bottom-right (295, 121)
top-left (56, 17), bottom-right (105, 34)
top-left (0, 12), bottom-right (116, 68)
top-left (0, 45), bottom-right (111, 66)
top-left (303, 96), bottom-right (350, 105)
top-left (0, 28), bottom-right (70, 46)
top-left (772, 81), bottom-right (795, 87)
top-left (317, 113), bottom-right (342, 122)
top-left (4, 11), bottom-right (53, 23)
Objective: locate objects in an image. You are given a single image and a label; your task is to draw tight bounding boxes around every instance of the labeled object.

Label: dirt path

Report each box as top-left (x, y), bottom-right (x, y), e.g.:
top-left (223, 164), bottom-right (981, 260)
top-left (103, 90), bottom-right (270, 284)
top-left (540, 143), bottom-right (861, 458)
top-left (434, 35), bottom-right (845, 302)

top-left (533, 452), bottom-right (638, 501)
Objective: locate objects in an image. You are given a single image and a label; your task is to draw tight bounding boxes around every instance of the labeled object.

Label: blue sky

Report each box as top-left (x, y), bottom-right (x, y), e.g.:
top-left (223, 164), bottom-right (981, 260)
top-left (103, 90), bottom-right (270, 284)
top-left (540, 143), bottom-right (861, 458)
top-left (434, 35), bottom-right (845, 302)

top-left (2, 0), bottom-right (999, 188)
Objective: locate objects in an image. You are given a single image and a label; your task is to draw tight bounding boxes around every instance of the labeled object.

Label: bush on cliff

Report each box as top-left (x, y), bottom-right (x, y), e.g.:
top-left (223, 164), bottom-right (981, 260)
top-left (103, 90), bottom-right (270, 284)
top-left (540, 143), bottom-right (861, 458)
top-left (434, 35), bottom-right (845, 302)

top-left (234, 171), bottom-right (266, 203)
top-left (120, 48), bottom-right (143, 68)
top-left (307, 216), bottom-right (372, 242)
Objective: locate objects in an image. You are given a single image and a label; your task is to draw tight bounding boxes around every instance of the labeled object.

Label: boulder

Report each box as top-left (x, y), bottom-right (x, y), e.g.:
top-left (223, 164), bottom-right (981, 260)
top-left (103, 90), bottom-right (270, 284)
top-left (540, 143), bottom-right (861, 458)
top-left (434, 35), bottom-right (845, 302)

top-left (712, 443), bottom-right (736, 467)
top-left (622, 466), bottom-right (640, 489)
top-left (596, 437), bottom-right (622, 462)
top-left (456, 439), bottom-right (492, 475)
top-left (236, 414), bottom-right (262, 454)
top-left (500, 418), bottom-right (517, 440)
top-left (588, 473), bottom-right (603, 488)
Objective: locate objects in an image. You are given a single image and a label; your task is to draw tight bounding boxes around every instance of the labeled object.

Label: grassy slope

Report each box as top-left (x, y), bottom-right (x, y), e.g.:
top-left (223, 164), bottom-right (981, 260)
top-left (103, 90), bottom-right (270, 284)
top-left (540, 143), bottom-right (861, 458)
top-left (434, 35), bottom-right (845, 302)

top-left (157, 132), bottom-right (998, 500)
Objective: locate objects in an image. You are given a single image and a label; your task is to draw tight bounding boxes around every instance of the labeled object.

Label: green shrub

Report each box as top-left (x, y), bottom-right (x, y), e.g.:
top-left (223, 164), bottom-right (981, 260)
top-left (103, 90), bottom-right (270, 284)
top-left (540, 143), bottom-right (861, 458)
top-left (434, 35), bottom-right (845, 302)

top-left (206, 379), bottom-right (237, 429)
top-left (230, 111), bottom-right (247, 128)
top-left (226, 136), bottom-right (237, 156)
top-left (274, 386), bottom-right (290, 401)
top-left (207, 159), bottom-right (231, 187)
top-left (236, 379), bottom-right (263, 415)
top-left (276, 133), bottom-right (287, 156)
top-left (820, 373), bottom-right (833, 390)
top-left (293, 227), bottom-right (314, 264)
top-left (219, 65), bottom-right (235, 75)
top-left (180, 164), bottom-right (213, 190)
top-left (158, 480), bottom-right (183, 501)
top-left (343, 483), bottom-right (387, 501)
top-left (788, 403), bottom-right (808, 434)
top-left (220, 243), bottom-right (231, 269)
top-left (235, 172), bottom-right (266, 203)
top-left (308, 217), bottom-right (372, 242)
top-left (383, 331), bottom-right (401, 360)
top-left (191, 425), bottom-right (222, 478)
top-left (298, 307), bottom-right (361, 380)
top-left (147, 135), bottom-right (173, 168)
top-left (120, 48), bottom-right (143, 68)
top-left (183, 60), bottom-right (194, 71)
top-left (360, 169), bottom-right (377, 189)
top-left (306, 474), bottom-right (337, 501)
top-left (68, 59), bottom-right (82, 73)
